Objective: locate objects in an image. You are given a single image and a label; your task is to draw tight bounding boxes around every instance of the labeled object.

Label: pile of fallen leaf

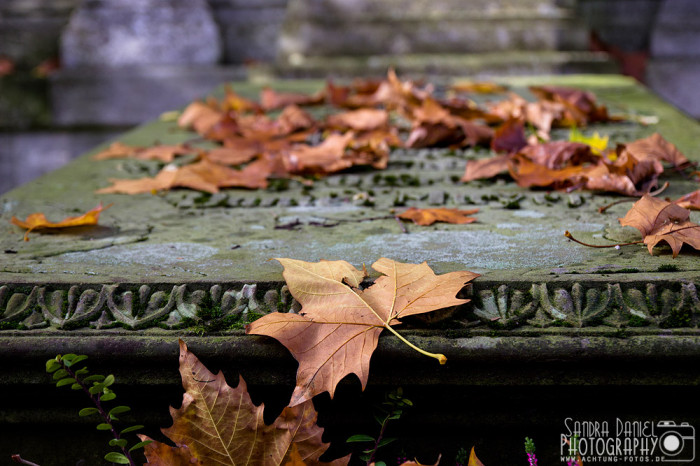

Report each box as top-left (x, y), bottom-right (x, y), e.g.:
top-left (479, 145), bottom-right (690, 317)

top-left (93, 70), bottom-right (644, 196)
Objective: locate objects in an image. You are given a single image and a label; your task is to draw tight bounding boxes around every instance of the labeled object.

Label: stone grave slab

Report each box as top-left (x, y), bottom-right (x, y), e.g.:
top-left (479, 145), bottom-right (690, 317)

top-left (1, 74), bottom-right (699, 464)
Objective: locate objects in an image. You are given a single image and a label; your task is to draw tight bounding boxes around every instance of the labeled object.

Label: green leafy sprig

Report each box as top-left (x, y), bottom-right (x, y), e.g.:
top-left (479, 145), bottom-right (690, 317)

top-left (45, 354), bottom-right (150, 465)
top-left (347, 387), bottom-right (413, 465)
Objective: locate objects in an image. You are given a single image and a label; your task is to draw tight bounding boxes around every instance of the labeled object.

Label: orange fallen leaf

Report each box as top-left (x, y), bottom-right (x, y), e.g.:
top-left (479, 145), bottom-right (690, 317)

top-left (177, 101), bottom-right (223, 136)
top-left (10, 203), bottom-right (112, 241)
top-left (468, 447), bottom-right (485, 466)
top-left (451, 81), bottom-right (507, 94)
top-left (97, 158), bottom-right (269, 194)
top-left (93, 142), bottom-right (193, 162)
top-left (461, 154), bottom-right (511, 182)
top-left (140, 340), bottom-right (348, 466)
top-left (326, 108), bottom-right (389, 132)
top-left (261, 87), bottom-right (325, 111)
top-left (398, 207), bottom-right (479, 226)
top-left (619, 195), bottom-right (700, 257)
top-left (622, 132), bottom-right (690, 169)
top-left (247, 258), bottom-right (478, 406)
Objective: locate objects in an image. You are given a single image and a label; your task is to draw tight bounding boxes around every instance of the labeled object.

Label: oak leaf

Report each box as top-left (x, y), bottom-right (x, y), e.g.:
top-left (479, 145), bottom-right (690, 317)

top-left (619, 195), bottom-right (700, 257)
top-left (140, 340), bottom-right (348, 466)
top-left (398, 207), bottom-right (479, 226)
top-left (10, 202), bottom-right (112, 241)
top-left (246, 258), bottom-right (479, 406)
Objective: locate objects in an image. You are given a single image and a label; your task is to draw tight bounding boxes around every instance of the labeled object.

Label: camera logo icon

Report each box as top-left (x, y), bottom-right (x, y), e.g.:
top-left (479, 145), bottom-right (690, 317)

top-left (657, 421), bottom-right (695, 463)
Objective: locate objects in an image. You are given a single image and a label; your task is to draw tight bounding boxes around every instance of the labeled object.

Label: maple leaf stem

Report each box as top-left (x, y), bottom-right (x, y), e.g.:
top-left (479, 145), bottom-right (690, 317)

top-left (564, 231), bottom-right (643, 249)
top-left (382, 324), bottom-right (447, 364)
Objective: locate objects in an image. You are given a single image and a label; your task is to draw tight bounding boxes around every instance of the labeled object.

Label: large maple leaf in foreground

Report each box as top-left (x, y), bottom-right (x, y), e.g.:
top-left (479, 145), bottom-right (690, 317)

top-left (247, 258), bottom-right (479, 406)
top-left (140, 340), bottom-right (348, 466)
top-left (619, 195), bottom-right (700, 257)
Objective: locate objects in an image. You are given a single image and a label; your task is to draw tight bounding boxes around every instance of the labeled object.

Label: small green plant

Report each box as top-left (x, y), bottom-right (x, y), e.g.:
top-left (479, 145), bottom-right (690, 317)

top-left (524, 437), bottom-right (537, 465)
top-left (455, 446), bottom-right (469, 466)
top-left (347, 387), bottom-right (413, 465)
top-left (45, 354), bottom-right (150, 465)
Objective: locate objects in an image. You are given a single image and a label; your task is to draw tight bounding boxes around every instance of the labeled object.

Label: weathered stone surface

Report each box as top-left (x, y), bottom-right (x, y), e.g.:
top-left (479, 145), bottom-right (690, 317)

top-left (3, 74), bottom-right (700, 332)
top-left (61, 0), bottom-right (222, 67)
top-left (2, 75), bottom-right (700, 465)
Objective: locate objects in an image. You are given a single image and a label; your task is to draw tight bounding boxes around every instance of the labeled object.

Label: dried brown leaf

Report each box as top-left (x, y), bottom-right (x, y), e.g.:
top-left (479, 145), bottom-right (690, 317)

top-left (619, 195), bottom-right (700, 257)
top-left (10, 202), bottom-right (112, 242)
top-left (143, 340), bottom-right (348, 466)
top-left (247, 258), bottom-right (478, 406)
top-left (398, 207), bottom-right (479, 226)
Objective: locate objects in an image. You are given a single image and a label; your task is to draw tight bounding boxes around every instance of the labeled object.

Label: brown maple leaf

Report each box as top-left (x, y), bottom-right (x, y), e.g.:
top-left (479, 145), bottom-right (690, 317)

top-left (622, 132), bottom-right (690, 169)
top-left (10, 202), bottom-right (112, 242)
top-left (461, 154), bottom-right (511, 182)
top-left (96, 157), bottom-right (269, 194)
top-left (261, 87), bottom-right (325, 111)
top-left (619, 195), bottom-right (700, 257)
top-left (398, 207), bottom-right (479, 226)
top-left (490, 118), bottom-right (528, 153)
top-left (450, 81), bottom-right (507, 94)
top-left (246, 258), bottom-right (478, 406)
top-left (178, 101), bottom-right (224, 136)
top-left (282, 132), bottom-right (358, 175)
top-left (675, 189), bottom-right (700, 210)
top-left (140, 340), bottom-right (348, 466)
top-left (325, 108), bottom-right (389, 132)
top-left (93, 142), bottom-right (194, 163)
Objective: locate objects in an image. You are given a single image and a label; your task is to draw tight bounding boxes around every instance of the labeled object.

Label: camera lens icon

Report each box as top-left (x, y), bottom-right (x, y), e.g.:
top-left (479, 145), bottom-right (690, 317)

top-left (657, 421), bottom-right (695, 462)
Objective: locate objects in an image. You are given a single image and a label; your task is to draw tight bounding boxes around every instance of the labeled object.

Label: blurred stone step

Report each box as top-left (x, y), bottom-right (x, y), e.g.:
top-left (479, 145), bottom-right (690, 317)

top-left (272, 51), bottom-right (618, 80)
top-left (50, 65), bottom-right (247, 127)
top-left (278, 0), bottom-right (588, 62)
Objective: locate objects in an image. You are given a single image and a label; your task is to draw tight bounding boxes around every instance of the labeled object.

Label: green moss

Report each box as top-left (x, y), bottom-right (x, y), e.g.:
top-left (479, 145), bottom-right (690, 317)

top-left (656, 264), bottom-right (679, 272)
top-left (627, 315), bottom-right (649, 327)
top-left (399, 174), bottom-right (420, 187)
top-left (592, 268), bottom-right (639, 274)
top-left (267, 178), bottom-right (290, 191)
top-left (0, 321), bottom-right (20, 330)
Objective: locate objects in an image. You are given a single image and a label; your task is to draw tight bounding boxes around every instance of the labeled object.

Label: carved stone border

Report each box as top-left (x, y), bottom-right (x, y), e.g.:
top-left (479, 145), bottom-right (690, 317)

top-left (0, 280), bottom-right (698, 330)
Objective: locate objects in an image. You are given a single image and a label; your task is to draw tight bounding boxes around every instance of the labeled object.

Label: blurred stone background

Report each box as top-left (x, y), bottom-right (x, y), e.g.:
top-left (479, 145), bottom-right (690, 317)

top-left (1, 0), bottom-right (697, 194)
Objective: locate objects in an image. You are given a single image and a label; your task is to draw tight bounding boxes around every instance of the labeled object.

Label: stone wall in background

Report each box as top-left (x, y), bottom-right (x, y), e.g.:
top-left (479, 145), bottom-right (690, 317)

top-left (1, 0), bottom-right (698, 195)
top-left (646, 0), bottom-right (700, 120)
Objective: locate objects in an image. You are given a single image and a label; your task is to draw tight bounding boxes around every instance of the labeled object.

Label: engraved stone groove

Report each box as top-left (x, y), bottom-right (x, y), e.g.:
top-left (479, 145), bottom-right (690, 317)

top-left (0, 281), bottom-right (698, 331)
